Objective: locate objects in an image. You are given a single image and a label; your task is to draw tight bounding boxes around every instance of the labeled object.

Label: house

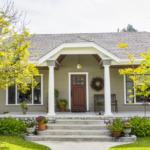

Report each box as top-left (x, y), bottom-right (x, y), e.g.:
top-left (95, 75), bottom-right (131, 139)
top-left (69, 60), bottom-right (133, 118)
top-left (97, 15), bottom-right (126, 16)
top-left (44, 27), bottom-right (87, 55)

top-left (1, 32), bottom-right (150, 116)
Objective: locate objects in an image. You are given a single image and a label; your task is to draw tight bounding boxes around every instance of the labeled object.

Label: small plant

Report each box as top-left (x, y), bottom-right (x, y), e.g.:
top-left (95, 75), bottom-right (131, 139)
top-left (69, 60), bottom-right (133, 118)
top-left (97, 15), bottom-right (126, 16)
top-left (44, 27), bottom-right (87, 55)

top-left (97, 101), bottom-right (104, 104)
top-left (26, 122), bottom-right (36, 128)
top-left (123, 122), bottom-right (132, 128)
top-left (21, 102), bottom-right (28, 110)
top-left (107, 118), bottom-right (124, 133)
top-left (55, 89), bottom-right (59, 99)
top-left (36, 116), bottom-right (49, 124)
top-left (57, 99), bottom-right (68, 107)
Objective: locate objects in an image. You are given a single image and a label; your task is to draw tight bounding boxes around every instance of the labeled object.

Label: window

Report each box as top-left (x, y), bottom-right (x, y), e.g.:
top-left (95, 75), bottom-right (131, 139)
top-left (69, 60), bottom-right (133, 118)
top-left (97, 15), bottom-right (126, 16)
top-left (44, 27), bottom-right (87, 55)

top-left (125, 75), bottom-right (150, 104)
top-left (126, 75), bottom-right (134, 103)
top-left (6, 75), bottom-right (43, 105)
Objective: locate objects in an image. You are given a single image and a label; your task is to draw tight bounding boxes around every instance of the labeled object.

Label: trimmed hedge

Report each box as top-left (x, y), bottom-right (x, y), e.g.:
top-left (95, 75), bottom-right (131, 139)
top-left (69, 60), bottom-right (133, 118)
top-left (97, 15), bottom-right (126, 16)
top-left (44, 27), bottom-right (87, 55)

top-left (0, 117), bottom-right (26, 135)
top-left (129, 116), bottom-right (150, 137)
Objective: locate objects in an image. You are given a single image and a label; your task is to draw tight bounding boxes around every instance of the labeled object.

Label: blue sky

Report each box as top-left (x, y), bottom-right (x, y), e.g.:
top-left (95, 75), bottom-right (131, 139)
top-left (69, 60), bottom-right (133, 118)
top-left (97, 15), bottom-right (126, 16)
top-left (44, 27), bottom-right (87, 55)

top-left (1, 0), bottom-right (150, 34)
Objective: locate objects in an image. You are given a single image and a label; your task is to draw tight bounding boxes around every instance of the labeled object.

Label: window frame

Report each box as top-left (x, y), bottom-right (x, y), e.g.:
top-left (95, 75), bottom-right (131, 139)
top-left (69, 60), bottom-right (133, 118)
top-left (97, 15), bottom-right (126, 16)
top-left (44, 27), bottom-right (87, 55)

top-left (124, 74), bottom-right (150, 104)
top-left (6, 74), bottom-right (43, 105)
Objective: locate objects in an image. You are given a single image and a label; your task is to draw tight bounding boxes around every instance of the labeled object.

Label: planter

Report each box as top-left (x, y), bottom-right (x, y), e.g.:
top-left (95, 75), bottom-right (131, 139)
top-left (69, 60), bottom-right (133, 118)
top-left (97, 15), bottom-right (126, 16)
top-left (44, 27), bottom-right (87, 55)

top-left (27, 127), bottom-right (35, 136)
top-left (112, 132), bottom-right (121, 137)
top-left (23, 109), bottom-right (27, 114)
top-left (124, 128), bottom-right (131, 137)
top-left (59, 106), bottom-right (66, 112)
top-left (38, 124), bottom-right (46, 131)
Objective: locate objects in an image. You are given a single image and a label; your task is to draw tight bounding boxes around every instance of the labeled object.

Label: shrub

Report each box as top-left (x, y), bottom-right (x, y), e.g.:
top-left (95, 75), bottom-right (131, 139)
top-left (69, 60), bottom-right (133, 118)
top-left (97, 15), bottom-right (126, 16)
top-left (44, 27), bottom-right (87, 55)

top-left (129, 116), bottom-right (150, 137)
top-left (0, 117), bottom-right (26, 135)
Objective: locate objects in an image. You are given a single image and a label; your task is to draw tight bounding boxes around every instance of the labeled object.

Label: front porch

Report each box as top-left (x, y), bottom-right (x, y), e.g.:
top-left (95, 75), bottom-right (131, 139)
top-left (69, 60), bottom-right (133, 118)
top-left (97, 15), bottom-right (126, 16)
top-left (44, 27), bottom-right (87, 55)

top-left (1, 111), bottom-right (149, 118)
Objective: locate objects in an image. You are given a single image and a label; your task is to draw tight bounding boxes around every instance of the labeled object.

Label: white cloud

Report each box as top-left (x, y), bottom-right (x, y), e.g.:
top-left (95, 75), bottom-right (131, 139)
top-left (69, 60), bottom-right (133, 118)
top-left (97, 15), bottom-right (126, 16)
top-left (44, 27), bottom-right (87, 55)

top-left (1, 0), bottom-right (150, 33)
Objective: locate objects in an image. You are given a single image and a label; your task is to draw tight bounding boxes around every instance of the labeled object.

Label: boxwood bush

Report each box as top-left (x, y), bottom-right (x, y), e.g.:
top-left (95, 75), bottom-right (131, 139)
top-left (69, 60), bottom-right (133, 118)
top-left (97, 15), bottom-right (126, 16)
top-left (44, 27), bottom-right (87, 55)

top-left (129, 116), bottom-right (150, 137)
top-left (0, 117), bottom-right (26, 135)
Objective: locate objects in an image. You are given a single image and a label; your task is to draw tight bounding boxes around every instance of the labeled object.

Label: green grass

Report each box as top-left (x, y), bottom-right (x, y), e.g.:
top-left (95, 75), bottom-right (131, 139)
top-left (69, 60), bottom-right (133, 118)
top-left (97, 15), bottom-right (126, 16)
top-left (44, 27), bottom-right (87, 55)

top-left (0, 136), bottom-right (51, 150)
top-left (109, 137), bottom-right (150, 150)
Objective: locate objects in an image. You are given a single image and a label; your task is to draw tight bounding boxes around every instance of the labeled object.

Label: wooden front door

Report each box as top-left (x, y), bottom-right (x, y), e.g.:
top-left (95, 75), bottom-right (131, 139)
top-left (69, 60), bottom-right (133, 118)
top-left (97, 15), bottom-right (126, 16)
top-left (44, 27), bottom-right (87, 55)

top-left (71, 75), bottom-right (86, 112)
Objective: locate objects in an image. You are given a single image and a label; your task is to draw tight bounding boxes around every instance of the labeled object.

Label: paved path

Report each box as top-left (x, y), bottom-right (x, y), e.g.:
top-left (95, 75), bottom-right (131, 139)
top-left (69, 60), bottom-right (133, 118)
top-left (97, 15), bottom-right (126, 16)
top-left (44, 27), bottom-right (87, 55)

top-left (33, 141), bottom-right (131, 150)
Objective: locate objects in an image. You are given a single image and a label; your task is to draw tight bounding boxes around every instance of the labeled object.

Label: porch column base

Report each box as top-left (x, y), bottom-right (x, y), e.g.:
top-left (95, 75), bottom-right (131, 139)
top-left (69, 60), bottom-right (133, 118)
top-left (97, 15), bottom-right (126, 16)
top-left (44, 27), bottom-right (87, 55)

top-left (104, 112), bottom-right (113, 116)
top-left (47, 112), bottom-right (56, 116)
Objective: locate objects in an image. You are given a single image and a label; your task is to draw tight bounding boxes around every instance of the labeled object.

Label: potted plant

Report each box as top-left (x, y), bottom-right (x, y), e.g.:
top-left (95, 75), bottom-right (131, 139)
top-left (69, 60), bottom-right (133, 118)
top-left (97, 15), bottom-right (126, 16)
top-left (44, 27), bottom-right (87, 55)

top-left (107, 118), bottom-right (124, 137)
top-left (20, 102), bottom-right (28, 114)
top-left (26, 122), bottom-right (36, 136)
top-left (46, 99), bottom-right (48, 113)
top-left (123, 122), bottom-right (132, 137)
top-left (57, 99), bottom-right (68, 112)
top-left (36, 116), bottom-right (49, 131)
top-left (55, 89), bottom-right (59, 111)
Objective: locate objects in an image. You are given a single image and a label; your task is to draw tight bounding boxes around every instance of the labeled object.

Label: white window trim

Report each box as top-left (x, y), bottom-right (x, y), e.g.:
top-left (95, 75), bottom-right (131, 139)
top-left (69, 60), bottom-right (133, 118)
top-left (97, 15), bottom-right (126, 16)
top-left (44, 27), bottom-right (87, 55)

top-left (6, 74), bottom-right (43, 105)
top-left (124, 74), bottom-right (150, 104)
top-left (68, 72), bottom-right (89, 111)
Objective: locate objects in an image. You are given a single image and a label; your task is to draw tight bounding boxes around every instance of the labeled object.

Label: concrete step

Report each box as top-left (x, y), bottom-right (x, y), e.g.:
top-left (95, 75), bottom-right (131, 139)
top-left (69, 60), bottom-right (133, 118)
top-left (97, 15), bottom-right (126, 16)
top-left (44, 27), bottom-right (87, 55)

top-left (37, 129), bottom-right (111, 136)
top-left (55, 119), bottom-right (104, 124)
top-left (25, 135), bottom-right (137, 142)
top-left (46, 124), bottom-right (107, 130)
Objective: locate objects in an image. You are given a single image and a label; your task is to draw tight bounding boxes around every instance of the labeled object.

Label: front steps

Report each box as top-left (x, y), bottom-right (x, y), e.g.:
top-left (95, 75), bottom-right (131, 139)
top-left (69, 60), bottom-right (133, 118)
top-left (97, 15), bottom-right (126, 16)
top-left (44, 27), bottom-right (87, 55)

top-left (25, 119), bottom-right (136, 142)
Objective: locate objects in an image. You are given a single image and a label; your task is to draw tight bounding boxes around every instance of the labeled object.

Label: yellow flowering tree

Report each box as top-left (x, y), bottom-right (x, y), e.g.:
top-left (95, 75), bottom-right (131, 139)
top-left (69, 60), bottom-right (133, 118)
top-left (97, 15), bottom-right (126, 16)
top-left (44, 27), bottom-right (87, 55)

top-left (0, 2), bottom-right (39, 93)
top-left (118, 43), bottom-right (150, 117)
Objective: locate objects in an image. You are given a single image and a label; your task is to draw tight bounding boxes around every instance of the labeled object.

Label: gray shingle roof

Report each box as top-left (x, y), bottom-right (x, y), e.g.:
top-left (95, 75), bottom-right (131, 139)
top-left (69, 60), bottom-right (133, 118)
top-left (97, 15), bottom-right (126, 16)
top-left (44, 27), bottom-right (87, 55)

top-left (28, 32), bottom-right (150, 61)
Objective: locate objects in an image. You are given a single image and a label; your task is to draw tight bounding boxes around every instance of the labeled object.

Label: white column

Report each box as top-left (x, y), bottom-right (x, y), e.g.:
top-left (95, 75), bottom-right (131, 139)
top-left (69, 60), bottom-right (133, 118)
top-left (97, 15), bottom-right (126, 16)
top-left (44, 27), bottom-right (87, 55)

top-left (47, 66), bottom-right (55, 116)
top-left (104, 65), bottom-right (113, 116)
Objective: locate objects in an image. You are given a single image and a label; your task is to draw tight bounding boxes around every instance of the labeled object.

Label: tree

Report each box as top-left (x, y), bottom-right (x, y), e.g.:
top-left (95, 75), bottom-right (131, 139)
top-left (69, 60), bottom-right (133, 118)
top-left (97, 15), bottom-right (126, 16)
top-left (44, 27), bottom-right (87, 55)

top-left (118, 43), bottom-right (149, 117)
top-left (0, 2), bottom-right (39, 93)
top-left (121, 24), bottom-right (137, 32)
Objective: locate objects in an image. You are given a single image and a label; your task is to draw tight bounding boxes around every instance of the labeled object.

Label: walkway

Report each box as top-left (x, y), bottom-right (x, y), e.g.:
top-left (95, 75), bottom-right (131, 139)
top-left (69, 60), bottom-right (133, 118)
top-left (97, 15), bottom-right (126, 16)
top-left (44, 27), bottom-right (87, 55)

top-left (33, 141), bottom-right (131, 150)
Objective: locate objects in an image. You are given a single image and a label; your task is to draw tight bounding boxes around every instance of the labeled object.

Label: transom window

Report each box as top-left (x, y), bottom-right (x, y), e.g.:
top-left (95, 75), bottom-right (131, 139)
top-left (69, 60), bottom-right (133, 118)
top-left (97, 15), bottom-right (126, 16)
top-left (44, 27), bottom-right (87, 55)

top-left (73, 76), bottom-right (85, 85)
top-left (6, 75), bottom-right (43, 105)
top-left (125, 75), bottom-right (150, 104)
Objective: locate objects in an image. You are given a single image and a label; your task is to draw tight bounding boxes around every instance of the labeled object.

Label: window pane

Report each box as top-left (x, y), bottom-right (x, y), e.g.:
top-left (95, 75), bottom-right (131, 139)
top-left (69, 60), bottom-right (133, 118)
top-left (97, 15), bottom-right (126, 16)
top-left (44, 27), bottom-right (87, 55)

top-left (33, 76), bottom-right (41, 104)
top-left (80, 77), bottom-right (84, 85)
top-left (77, 77), bottom-right (80, 84)
top-left (17, 85), bottom-right (32, 104)
top-left (126, 82), bottom-right (133, 88)
top-left (126, 75), bottom-right (133, 81)
top-left (136, 95), bottom-right (144, 103)
top-left (73, 77), bottom-right (76, 84)
top-left (126, 75), bottom-right (134, 103)
top-left (8, 85), bottom-right (15, 104)
top-left (126, 95), bottom-right (134, 103)
top-left (127, 88), bottom-right (134, 95)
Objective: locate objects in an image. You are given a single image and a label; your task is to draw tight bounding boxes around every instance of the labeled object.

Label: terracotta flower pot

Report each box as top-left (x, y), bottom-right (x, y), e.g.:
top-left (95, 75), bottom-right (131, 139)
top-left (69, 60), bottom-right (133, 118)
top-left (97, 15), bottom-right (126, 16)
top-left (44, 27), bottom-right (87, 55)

top-left (112, 132), bottom-right (121, 137)
top-left (38, 124), bottom-right (46, 131)
top-left (59, 106), bottom-right (66, 112)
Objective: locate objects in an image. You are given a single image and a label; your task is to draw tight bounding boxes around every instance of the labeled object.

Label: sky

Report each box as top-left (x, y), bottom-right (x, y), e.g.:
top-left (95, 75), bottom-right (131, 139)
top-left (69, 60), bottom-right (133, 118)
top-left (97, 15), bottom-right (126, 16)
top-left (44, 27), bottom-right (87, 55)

top-left (1, 0), bottom-right (150, 34)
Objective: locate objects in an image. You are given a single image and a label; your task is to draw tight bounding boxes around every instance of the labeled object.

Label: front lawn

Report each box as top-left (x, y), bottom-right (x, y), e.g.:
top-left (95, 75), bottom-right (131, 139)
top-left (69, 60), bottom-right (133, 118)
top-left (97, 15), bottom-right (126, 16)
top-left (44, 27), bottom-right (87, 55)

top-left (109, 137), bottom-right (150, 150)
top-left (0, 136), bottom-right (51, 150)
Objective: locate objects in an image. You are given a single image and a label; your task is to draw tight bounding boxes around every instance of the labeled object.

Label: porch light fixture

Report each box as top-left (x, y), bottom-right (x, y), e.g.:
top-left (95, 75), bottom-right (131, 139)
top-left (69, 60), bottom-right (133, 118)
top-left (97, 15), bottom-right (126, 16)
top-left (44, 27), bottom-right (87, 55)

top-left (77, 55), bottom-right (82, 69)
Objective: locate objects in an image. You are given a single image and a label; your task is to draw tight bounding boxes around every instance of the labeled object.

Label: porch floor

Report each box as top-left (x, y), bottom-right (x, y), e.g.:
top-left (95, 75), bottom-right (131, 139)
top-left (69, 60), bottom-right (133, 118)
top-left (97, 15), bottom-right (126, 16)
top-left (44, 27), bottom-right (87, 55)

top-left (1, 111), bottom-right (150, 118)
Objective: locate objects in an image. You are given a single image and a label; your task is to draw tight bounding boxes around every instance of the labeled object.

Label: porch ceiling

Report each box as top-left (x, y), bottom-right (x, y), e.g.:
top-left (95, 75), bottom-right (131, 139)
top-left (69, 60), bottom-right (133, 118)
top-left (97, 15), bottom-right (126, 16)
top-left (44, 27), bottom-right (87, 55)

top-left (56, 54), bottom-right (101, 64)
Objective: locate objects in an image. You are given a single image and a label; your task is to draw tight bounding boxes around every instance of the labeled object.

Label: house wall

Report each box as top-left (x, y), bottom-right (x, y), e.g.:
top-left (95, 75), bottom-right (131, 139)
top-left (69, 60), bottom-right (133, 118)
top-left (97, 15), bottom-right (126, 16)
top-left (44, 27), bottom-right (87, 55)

top-left (0, 54), bottom-right (149, 114)
top-left (0, 70), bottom-right (48, 114)
top-left (55, 55), bottom-right (150, 111)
